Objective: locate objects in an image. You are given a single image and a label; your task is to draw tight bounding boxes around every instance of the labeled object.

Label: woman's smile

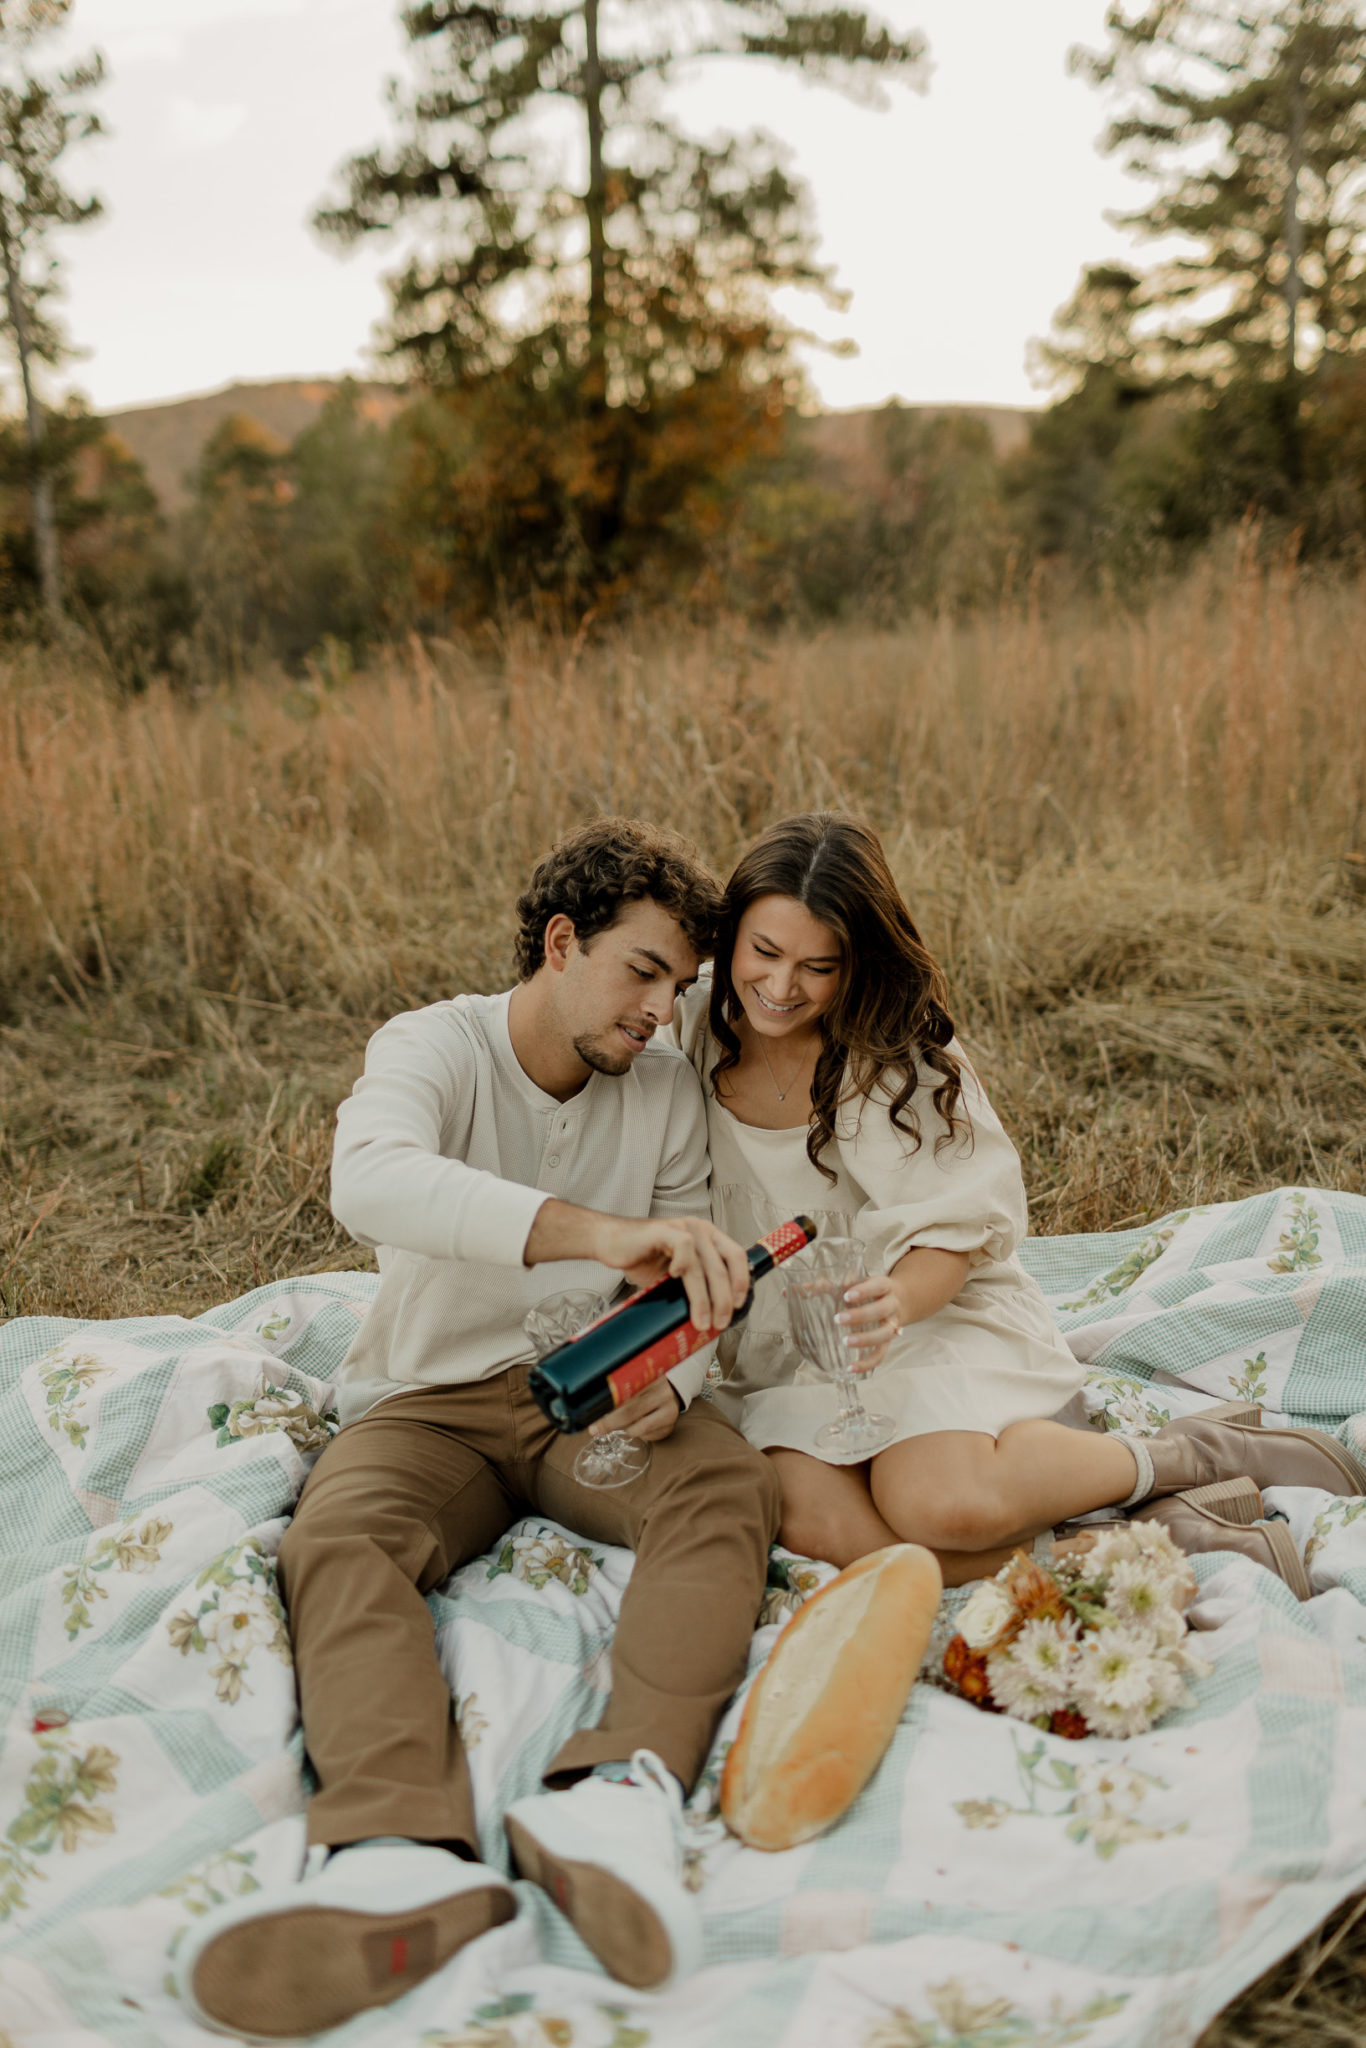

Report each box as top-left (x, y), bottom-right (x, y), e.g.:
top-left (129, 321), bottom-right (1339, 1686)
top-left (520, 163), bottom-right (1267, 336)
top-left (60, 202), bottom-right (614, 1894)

top-left (732, 893), bottom-right (843, 1038)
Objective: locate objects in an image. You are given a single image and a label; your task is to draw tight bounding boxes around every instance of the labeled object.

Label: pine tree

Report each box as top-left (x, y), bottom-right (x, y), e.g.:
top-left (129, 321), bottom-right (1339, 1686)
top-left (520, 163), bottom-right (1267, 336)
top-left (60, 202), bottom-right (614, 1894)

top-left (315, 3), bottom-right (925, 606)
top-left (1071, 2), bottom-right (1366, 391)
top-left (0, 1), bottom-right (105, 622)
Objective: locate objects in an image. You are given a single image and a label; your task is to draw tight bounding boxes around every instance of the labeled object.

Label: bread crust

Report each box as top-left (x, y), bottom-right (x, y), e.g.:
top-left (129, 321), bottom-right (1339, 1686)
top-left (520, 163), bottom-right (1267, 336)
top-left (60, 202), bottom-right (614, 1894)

top-left (721, 1544), bottom-right (942, 1852)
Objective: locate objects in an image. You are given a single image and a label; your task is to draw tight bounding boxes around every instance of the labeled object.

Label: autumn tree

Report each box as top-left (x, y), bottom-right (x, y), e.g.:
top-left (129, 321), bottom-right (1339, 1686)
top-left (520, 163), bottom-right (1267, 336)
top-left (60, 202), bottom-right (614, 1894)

top-left (316, 2), bottom-right (926, 610)
top-left (0, 1), bottom-right (105, 621)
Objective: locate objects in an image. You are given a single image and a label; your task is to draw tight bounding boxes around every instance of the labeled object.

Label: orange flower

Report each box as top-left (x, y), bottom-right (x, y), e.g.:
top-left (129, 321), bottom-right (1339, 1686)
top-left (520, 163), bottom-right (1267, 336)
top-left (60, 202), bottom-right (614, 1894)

top-left (1049, 1707), bottom-right (1091, 1741)
top-left (1002, 1553), bottom-right (1069, 1628)
top-left (944, 1635), bottom-right (998, 1708)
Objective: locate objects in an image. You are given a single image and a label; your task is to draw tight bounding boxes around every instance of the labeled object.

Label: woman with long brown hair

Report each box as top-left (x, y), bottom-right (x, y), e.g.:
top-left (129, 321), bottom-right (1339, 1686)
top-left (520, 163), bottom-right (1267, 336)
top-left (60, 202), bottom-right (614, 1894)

top-left (671, 812), bottom-right (1352, 1589)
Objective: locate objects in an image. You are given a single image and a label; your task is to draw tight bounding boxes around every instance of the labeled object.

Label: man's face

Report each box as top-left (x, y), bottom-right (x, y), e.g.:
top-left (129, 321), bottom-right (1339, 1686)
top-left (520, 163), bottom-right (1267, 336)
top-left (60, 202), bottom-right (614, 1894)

top-left (555, 898), bottom-right (702, 1077)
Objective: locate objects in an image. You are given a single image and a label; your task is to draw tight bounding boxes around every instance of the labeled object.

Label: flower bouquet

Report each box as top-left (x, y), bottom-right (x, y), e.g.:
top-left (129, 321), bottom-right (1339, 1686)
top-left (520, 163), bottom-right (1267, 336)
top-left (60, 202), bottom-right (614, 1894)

top-left (941, 1522), bottom-right (1210, 1740)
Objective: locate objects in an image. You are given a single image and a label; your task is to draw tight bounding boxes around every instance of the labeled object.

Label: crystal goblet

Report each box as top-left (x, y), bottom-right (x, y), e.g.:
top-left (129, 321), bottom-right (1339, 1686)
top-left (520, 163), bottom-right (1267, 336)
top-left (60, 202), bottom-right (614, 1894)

top-left (523, 1289), bottom-right (652, 1489)
top-left (786, 1237), bottom-right (895, 1457)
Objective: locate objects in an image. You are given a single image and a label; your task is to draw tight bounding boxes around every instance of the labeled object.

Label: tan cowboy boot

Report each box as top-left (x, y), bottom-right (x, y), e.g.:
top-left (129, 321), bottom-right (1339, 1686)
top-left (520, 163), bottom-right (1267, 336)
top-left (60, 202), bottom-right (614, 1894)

top-left (1133, 1478), bottom-right (1312, 1602)
top-left (1137, 1410), bottom-right (1366, 1502)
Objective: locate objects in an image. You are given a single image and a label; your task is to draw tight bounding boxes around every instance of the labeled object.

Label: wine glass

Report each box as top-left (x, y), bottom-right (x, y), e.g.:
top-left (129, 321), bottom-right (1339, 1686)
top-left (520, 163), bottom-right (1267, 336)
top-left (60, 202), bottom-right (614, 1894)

top-left (523, 1289), bottom-right (652, 1490)
top-left (785, 1237), bottom-right (895, 1457)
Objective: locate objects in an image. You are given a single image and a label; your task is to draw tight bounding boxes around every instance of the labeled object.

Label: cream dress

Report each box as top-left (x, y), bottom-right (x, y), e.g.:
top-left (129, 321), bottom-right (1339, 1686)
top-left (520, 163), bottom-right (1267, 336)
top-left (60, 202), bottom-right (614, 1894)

top-left (670, 980), bottom-right (1084, 1463)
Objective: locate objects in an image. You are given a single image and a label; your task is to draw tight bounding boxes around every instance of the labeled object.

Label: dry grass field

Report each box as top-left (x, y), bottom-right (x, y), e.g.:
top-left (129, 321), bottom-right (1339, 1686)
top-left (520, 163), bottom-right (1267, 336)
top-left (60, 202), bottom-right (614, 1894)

top-left (3, 531), bottom-right (1366, 2036)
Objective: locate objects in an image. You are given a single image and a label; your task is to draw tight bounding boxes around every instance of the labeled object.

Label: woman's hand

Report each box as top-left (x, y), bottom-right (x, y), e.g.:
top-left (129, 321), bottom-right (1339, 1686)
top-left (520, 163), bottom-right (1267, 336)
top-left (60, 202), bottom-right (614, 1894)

top-left (835, 1275), bottom-right (903, 1374)
top-left (835, 1247), bottom-right (972, 1372)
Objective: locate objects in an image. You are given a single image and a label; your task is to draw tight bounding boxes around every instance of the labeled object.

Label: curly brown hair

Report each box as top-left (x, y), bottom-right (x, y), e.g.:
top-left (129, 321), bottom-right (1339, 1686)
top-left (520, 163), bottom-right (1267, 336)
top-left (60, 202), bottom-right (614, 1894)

top-left (709, 812), bottom-right (967, 1182)
top-left (513, 817), bottom-right (724, 981)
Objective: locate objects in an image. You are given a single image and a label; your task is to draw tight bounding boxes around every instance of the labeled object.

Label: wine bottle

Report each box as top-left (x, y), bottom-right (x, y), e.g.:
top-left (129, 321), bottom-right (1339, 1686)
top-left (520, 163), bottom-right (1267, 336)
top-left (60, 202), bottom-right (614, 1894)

top-left (529, 1215), bottom-right (817, 1432)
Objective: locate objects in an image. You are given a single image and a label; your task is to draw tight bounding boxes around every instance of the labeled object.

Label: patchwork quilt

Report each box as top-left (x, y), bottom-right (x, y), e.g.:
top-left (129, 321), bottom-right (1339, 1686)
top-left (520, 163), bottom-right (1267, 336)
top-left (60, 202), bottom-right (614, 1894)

top-left (2, 1185), bottom-right (1366, 2048)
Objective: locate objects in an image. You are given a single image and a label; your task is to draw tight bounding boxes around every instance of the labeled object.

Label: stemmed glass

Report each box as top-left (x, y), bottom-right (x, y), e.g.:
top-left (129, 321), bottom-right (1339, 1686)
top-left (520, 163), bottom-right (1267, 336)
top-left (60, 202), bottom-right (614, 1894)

top-left (786, 1237), bottom-right (895, 1457)
top-left (523, 1289), bottom-right (652, 1490)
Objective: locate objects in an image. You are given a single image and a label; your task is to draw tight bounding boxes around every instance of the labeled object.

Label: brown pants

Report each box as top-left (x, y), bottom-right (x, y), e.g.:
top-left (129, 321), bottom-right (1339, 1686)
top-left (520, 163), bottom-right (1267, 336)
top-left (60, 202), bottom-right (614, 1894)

top-left (276, 1367), bottom-right (781, 1854)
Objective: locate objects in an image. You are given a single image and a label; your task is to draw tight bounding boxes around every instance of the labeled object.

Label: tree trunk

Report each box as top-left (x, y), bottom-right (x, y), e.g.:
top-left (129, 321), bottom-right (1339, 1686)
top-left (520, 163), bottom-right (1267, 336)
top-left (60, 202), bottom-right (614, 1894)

top-left (582, 0), bottom-right (608, 413)
top-left (1283, 79), bottom-right (1305, 380)
top-left (0, 201), bottom-right (61, 621)
top-left (575, 0), bottom-right (626, 582)
top-left (1281, 69), bottom-right (1306, 491)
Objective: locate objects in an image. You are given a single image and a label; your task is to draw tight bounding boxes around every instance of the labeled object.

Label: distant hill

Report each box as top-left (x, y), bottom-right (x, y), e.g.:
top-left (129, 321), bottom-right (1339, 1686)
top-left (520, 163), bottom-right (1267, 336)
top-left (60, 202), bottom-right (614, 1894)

top-left (104, 378), bottom-right (408, 510)
top-left (102, 378), bottom-right (1037, 513)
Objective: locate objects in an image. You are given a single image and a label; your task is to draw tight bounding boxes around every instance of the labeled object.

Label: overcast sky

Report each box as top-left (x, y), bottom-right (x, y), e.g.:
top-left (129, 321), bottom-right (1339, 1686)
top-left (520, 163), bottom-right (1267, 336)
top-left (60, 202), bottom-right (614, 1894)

top-left (45, 0), bottom-right (1143, 418)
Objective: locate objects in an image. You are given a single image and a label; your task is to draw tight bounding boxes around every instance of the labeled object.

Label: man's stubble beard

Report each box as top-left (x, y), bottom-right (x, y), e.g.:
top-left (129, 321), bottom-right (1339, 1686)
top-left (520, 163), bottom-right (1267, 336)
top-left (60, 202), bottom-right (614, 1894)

top-left (571, 1029), bottom-right (635, 1078)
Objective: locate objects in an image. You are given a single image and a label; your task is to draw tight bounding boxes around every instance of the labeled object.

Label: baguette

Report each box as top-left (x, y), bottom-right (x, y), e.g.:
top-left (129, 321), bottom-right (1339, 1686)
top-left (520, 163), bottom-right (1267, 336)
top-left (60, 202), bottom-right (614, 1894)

top-left (721, 1543), bottom-right (942, 1851)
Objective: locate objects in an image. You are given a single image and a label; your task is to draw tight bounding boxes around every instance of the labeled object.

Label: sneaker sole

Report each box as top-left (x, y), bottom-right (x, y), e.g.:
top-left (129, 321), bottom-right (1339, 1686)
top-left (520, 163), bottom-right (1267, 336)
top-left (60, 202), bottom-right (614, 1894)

top-left (188, 1888), bottom-right (515, 2039)
top-left (504, 1813), bottom-right (679, 1990)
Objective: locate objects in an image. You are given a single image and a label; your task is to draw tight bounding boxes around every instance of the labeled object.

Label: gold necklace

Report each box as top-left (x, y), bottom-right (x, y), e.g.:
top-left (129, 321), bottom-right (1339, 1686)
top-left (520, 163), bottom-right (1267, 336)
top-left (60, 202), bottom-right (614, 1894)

top-left (755, 1030), bottom-right (816, 1103)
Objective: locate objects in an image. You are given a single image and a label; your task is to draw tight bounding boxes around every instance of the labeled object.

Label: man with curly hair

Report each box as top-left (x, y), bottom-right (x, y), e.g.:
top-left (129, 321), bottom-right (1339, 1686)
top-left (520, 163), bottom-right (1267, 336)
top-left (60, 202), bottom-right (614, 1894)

top-left (179, 818), bottom-right (782, 2038)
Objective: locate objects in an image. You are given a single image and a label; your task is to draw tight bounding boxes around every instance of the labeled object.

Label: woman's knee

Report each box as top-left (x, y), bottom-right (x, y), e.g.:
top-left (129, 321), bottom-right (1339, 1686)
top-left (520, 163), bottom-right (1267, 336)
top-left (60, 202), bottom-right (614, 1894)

top-left (772, 1475), bottom-right (867, 1567)
top-left (880, 1485), bottom-right (1016, 1554)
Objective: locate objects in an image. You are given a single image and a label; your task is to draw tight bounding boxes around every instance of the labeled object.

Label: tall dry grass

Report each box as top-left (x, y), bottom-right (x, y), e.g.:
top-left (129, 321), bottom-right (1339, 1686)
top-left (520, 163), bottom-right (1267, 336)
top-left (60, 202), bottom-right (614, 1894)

top-left (3, 526), bottom-right (1365, 1019)
top-left (2, 531), bottom-right (1366, 1328)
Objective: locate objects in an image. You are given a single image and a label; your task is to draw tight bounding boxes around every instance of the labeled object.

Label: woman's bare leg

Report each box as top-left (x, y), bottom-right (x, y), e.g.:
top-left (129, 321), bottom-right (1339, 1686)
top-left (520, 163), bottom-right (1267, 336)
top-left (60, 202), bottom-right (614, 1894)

top-left (765, 1448), bottom-right (1039, 1588)
top-left (868, 1423), bottom-right (1138, 1555)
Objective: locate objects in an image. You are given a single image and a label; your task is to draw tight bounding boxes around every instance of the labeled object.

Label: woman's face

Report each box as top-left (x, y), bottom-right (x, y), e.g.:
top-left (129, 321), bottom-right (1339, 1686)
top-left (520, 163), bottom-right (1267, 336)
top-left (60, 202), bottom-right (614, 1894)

top-left (730, 893), bottom-right (842, 1040)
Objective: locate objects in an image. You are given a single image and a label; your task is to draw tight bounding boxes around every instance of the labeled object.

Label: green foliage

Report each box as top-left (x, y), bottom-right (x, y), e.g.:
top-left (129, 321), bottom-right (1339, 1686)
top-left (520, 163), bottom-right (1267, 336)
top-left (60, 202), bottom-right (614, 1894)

top-left (724, 403), bottom-right (1013, 621)
top-left (312, 1), bottom-right (925, 608)
top-left (0, 9), bottom-right (105, 372)
top-left (1070, 1), bottom-right (1366, 387)
top-left (1009, 7), bottom-right (1366, 580)
top-left (0, 2), bottom-right (107, 618)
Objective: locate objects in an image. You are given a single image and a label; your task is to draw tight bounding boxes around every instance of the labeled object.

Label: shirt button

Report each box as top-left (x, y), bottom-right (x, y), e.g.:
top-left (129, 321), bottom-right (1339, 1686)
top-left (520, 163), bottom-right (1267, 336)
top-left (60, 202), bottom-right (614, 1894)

top-left (548, 1153), bottom-right (561, 1169)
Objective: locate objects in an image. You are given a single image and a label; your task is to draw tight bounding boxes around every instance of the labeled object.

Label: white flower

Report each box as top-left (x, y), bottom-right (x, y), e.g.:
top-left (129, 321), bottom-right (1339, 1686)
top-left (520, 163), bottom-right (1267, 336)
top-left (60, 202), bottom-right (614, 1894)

top-left (1109, 1391), bottom-right (1161, 1437)
top-left (1011, 1616), bottom-right (1078, 1689)
top-left (1104, 1557), bottom-right (1172, 1627)
top-left (229, 1384), bottom-right (334, 1453)
top-left (957, 1580), bottom-right (1016, 1651)
top-left (1073, 1623), bottom-right (1164, 1711)
top-left (988, 1620), bottom-right (1078, 1719)
top-left (1067, 1759), bottom-right (1173, 1845)
top-left (203, 1587), bottom-right (273, 1660)
top-left (1089, 1522), bottom-right (1196, 1608)
top-left (1144, 1604), bottom-right (1189, 1650)
top-left (1072, 1629), bottom-right (1189, 1737)
top-left (1072, 1759), bottom-right (1148, 1818)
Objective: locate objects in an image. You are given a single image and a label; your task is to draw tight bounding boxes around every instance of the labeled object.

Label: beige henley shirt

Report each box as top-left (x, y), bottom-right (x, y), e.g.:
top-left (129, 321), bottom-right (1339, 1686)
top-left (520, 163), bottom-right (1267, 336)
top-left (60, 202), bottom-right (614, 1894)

top-left (330, 990), bottom-right (714, 1426)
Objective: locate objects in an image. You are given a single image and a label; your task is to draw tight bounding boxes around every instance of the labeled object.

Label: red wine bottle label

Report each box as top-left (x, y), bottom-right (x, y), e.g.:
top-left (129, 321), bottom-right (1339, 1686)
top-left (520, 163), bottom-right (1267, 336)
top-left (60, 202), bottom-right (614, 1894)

top-left (606, 1321), bottom-right (701, 1406)
top-left (757, 1216), bottom-right (814, 1264)
top-left (602, 1216), bottom-right (815, 1408)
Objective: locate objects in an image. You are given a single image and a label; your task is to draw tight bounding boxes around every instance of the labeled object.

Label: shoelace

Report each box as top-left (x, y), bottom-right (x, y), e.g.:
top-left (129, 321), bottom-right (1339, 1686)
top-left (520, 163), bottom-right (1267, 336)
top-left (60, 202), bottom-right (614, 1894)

top-left (627, 1748), bottom-right (734, 1878)
top-left (626, 1747), bottom-right (688, 1829)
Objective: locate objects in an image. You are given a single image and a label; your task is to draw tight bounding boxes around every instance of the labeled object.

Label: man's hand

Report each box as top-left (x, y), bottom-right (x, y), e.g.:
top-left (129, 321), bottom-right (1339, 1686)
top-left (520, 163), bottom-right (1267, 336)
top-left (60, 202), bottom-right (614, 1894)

top-left (525, 1202), bottom-right (750, 1333)
top-left (588, 1378), bottom-right (681, 1443)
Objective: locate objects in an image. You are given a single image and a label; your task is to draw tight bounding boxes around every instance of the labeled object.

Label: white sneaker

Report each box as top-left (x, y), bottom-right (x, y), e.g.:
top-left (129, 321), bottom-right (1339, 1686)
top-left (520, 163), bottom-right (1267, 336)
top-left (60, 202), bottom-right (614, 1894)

top-left (175, 1840), bottom-right (516, 2038)
top-left (503, 1751), bottom-right (702, 1990)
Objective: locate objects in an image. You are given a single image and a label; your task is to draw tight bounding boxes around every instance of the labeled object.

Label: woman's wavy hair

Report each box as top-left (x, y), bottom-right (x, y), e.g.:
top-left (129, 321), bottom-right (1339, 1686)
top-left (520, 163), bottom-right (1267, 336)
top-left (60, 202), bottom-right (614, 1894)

top-left (709, 812), bottom-right (966, 1182)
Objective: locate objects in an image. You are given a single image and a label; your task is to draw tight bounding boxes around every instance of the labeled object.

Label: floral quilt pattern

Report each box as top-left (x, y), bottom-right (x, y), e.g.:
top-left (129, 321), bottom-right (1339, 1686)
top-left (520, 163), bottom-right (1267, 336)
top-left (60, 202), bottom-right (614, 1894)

top-left (2, 1189), bottom-right (1366, 2048)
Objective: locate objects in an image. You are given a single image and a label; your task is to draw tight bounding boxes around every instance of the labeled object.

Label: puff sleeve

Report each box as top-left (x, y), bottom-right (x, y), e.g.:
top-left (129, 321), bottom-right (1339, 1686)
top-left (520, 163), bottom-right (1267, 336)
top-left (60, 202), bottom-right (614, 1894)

top-left (834, 1043), bottom-right (1028, 1277)
top-left (665, 974), bottom-right (714, 1081)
